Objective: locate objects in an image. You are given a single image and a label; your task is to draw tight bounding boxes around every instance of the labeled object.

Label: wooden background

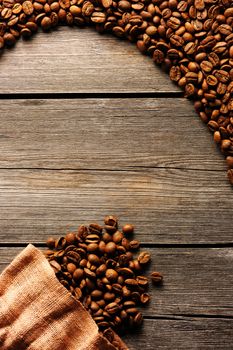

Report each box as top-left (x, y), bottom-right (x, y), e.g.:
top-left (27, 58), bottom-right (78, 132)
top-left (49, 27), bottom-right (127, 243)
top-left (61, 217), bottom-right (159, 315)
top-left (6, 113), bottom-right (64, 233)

top-left (0, 26), bottom-right (232, 349)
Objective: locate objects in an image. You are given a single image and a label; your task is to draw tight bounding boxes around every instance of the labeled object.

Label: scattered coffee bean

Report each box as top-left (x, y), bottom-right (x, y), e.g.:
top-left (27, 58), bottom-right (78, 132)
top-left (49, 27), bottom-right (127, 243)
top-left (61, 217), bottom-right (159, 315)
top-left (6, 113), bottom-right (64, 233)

top-left (138, 251), bottom-right (151, 264)
top-left (45, 216), bottom-right (163, 336)
top-left (151, 271), bottom-right (163, 284)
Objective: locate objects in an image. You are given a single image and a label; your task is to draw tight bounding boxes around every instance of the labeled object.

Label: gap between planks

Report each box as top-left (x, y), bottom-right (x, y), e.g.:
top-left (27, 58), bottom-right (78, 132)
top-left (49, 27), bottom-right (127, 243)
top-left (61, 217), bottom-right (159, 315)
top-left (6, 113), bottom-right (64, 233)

top-left (0, 92), bottom-right (183, 99)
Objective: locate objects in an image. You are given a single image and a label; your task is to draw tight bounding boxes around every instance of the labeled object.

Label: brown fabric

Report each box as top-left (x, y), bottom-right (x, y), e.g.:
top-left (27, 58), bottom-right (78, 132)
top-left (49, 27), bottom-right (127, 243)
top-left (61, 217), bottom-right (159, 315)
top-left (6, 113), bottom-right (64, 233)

top-left (0, 244), bottom-right (129, 350)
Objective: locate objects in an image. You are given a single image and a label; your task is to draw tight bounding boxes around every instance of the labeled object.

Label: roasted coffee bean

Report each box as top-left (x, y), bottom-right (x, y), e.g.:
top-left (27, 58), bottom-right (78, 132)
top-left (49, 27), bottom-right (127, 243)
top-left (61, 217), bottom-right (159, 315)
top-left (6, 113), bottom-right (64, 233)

top-left (134, 312), bottom-right (143, 326)
top-left (112, 283), bottom-right (123, 294)
top-left (84, 268), bottom-right (96, 279)
top-left (151, 271), bottom-right (163, 283)
top-left (74, 287), bottom-right (82, 299)
top-left (96, 264), bottom-right (107, 276)
top-left (118, 267), bottom-right (134, 278)
top-left (129, 240), bottom-right (140, 250)
top-left (104, 292), bottom-right (115, 302)
top-left (22, 1), bottom-right (34, 15)
top-left (88, 254), bottom-right (100, 265)
top-left (86, 234), bottom-right (100, 244)
top-left (105, 302), bottom-right (120, 315)
top-left (105, 269), bottom-right (118, 282)
top-left (137, 275), bottom-right (149, 287)
top-left (65, 232), bottom-right (76, 245)
top-left (3, 33), bottom-right (16, 46)
top-left (170, 66), bottom-right (181, 81)
top-left (49, 260), bottom-right (61, 273)
top-left (105, 242), bottom-right (116, 254)
top-left (67, 263), bottom-right (76, 274)
top-left (46, 237), bottom-right (56, 249)
top-left (112, 230), bottom-right (123, 243)
top-left (125, 278), bottom-right (138, 288)
top-left (140, 292), bottom-right (150, 304)
top-left (138, 251), bottom-right (151, 264)
top-left (200, 60), bottom-right (213, 73)
top-left (73, 268), bottom-right (84, 280)
top-left (122, 224), bottom-right (134, 235)
top-left (91, 289), bottom-right (103, 300)
top-left (87, 243), bottom-right (99, 252)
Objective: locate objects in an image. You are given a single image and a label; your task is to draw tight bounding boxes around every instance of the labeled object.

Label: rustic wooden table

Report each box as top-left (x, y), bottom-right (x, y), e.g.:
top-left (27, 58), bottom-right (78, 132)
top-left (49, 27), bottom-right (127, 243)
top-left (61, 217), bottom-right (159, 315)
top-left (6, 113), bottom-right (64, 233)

top-left (0, 27), bottom-right (232, 349)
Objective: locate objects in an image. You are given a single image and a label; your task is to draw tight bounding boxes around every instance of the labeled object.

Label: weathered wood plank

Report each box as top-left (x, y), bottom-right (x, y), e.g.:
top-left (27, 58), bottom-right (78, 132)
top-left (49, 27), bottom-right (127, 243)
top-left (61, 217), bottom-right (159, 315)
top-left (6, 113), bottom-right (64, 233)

top-left (0, 98), bottom-right (225, 171)
top-left (0, 27), bottom-right (179, 93)
top-left (122, 318), bottom-right (233, 349)
top-left (1, 247), bottom-right (232, 317)
top-left (0, 169), bottom-right (232, 244)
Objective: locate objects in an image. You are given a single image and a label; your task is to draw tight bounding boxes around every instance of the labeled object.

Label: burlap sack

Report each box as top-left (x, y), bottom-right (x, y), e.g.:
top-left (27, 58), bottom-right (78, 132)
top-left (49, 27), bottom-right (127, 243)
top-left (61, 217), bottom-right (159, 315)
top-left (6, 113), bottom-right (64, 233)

top-left (0, 244), bottom-right (129, 350)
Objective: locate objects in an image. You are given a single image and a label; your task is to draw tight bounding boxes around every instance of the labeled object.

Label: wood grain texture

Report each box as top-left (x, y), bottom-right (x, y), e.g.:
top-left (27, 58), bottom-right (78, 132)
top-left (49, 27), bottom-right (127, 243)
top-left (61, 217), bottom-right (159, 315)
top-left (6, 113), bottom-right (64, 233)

top-left (0, 98), bottom-right (225, 171)
top-left (1, 247), bottom-right (232, 317)
top-left (0, 169), bottom-right (232, 244)
top-left (122, 318), bottom-right (233, 349)
top-left (0, 27), bottom-right (179, 94)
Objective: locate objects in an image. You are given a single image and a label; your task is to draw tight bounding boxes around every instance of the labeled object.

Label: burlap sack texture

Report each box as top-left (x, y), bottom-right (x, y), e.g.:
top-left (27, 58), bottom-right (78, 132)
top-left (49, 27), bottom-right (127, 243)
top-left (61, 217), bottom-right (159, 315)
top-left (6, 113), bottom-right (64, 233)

top-left (0, 244), bottom-right (129, 350)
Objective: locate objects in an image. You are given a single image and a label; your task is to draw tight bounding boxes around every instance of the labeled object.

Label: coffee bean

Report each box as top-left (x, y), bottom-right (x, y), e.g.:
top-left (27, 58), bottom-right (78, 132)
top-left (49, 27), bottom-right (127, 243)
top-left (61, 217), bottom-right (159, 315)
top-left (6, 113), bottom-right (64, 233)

top-left (69, 5), bottom-right (81, 16)
top-left (74, 287), bottom-right (82, 299)
top-left (206, 75), bottom-right (218, 86)
top-left (122, 224), bottom-right (134, 235)
top-left (90, 301), bottom-right (100, 312)
top-left (73, 268), bottom-right (84, 280)
top-left (226, 156), bottom-right (233, 168)
top-left (104, 292), bottom-right (115, 302)
top-left (86, 234), bottom-right (100, 244)
top-left (151, 271), bottom-right (163, 284)
top-left (129, 240), bottom-right (140, 250)
top-left (153, 49), bottom-right (165, 64)
top-left (46, 237), bottom-right (56, 249)
top-left (200, 60), bottom-right (213, 73)
top-left (134, 312), bottom-right (143, 326)
top-left (138, 251), bottom-right (151, 264)
top-left (67, 263), bottom-right (76, 274)
top-left (49, 260), bottom-right (61, 273)
top-left (113, 26), bottom-right (125, 38)
top-left (22, 0), bottom-right (34, 15)
top-left (118, 267), bottom-right (134, 278)
top-left (228, 169), bottom-right (233, 184)
top-left (112, 230), bottom-right (123, 243)
top-left (96, 264), bottom-right (107, 276)
top-left (140, 293), bottom-right (150, 304)
top-left (105, 302), bottom-right (120, 315)
top-left (91, 289), bottom-right (103, 300)
top-left (125, 278), bottom-right (138, 288)
top-left (87, 243), bottom-right (99, 252)
top-left (65, 232), bottom-right (76, 245)
top-left (137, 275), bottom-right (149, 287)
top-left (88, 254), bottom-right (100, 265)
top-left (40, 16), bottom-right (52, 30)
top-left (105, 242), bottom-right (116, 254)
top-left (105, 269), bottom-right (118, 282)
top-left (112, 283), bottom-right (123, 294)
top-left (3, 33), bottom-right (16, 46)
top-left (170, 66), bottom-right (181, 81)
top-left (101, 0), bottom-right (112, 8)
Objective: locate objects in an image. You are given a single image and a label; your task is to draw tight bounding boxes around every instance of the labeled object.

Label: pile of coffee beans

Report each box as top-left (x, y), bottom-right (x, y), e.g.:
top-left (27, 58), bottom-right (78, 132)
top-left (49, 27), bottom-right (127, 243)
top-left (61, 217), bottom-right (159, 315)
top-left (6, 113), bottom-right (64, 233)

top-left (45, 216), bottom-right (163, 335)
top-left (0, 0), bottom-right (232, 182)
